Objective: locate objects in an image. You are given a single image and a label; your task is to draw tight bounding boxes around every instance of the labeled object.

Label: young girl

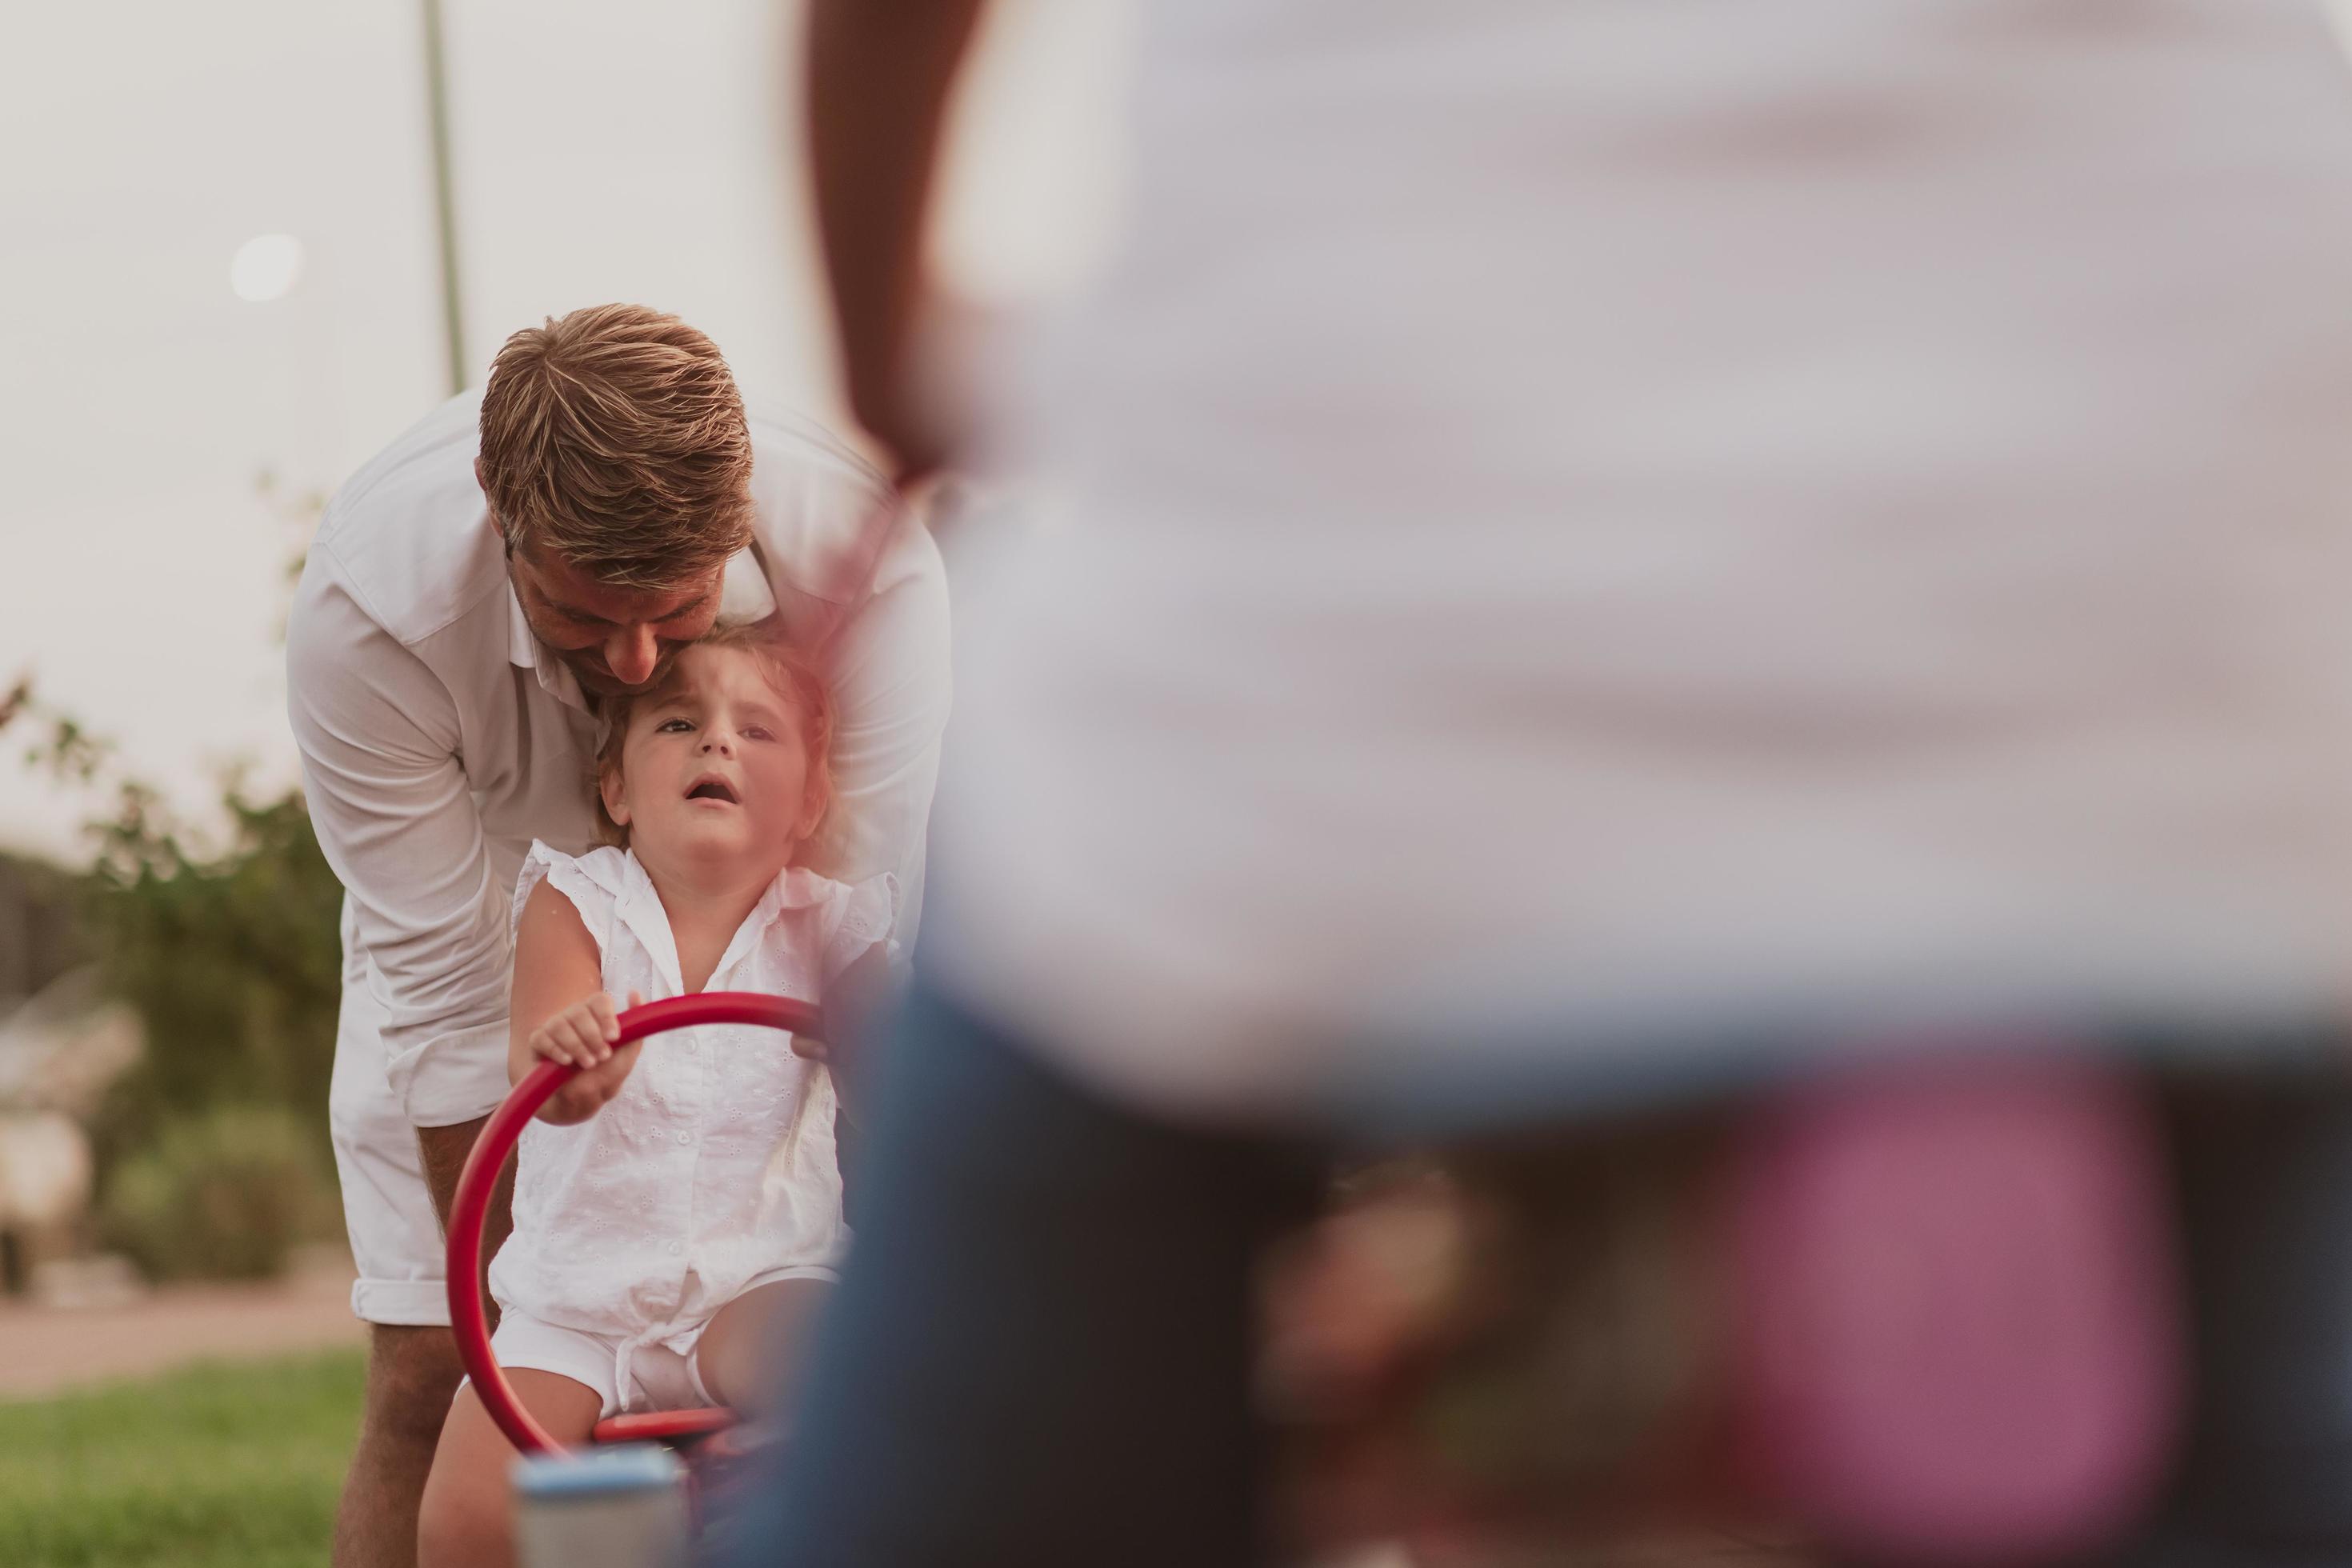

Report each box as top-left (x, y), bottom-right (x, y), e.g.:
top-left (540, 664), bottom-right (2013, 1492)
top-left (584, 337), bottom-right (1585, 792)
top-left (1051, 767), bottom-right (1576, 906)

top-left (418, 623), bottom-right (894, 1568)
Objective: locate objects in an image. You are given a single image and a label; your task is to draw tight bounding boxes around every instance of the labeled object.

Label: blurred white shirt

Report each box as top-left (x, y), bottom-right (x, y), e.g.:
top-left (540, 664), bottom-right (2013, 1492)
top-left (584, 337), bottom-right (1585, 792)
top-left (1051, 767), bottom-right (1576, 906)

top-left (929, 0), bottom-right (2352, 1120)
top-left (289, 390), bottom-right (950, 1126)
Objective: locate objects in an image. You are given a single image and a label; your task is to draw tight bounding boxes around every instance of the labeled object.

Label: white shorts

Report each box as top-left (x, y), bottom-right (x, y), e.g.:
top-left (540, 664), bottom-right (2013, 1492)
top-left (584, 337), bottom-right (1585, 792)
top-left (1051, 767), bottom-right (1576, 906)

top-left (327, 906), bottom-right (451, 1326)
top-left (483, 1313), bottom-right (717, 1421)
top-left (478, 1261), bottom-right (839, 1420)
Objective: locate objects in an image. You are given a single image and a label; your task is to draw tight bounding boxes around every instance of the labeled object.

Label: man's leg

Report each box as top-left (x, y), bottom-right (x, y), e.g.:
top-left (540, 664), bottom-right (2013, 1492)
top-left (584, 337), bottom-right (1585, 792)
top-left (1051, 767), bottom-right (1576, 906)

top-left (330, 1106), bottom-right (509, 1568)
top-left (728, 984), bottom-right (1320, 1568)
top-left (337, 1324), bottom-right (468, 1568)
top-left (327, 954), bottom-right (510, 1568)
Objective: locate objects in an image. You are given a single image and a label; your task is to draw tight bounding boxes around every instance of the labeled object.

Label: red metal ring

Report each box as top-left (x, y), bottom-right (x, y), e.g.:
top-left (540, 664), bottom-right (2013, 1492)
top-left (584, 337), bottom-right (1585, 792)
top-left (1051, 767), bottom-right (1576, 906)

top-left (446, 990), bottom-right (824, 1455)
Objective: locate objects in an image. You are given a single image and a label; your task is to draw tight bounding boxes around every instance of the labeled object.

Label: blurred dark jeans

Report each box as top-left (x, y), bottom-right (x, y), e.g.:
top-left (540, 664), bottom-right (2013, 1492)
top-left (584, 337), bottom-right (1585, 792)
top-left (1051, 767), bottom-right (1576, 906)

top-left (2150, 1071), bottom-right (2352, 1554)
top-left (719, 983), bottom-right (1319, 1568)
top-left (714, 982), bottom-right (2352, 1566)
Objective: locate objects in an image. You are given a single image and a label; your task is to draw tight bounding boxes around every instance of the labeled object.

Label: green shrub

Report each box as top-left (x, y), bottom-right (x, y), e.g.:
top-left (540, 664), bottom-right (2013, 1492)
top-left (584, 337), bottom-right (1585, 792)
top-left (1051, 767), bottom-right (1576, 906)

top-left (101, 1106), bottom-right (335, 1282)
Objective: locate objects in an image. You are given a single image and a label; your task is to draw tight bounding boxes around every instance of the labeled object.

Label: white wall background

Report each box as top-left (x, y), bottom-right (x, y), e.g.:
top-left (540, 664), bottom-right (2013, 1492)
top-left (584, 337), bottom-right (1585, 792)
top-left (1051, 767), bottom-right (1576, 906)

top-left (0, 0), bottom-right (1126, 861)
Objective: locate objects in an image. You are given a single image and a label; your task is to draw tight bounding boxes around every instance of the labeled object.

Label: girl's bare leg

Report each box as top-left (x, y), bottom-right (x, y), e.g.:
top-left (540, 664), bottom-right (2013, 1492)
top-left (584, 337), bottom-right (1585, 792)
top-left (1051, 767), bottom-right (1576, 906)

top-left (696, 1278), bottom-right (835, 1422)
top-left (417, 1370), bottom-right (602, 1568)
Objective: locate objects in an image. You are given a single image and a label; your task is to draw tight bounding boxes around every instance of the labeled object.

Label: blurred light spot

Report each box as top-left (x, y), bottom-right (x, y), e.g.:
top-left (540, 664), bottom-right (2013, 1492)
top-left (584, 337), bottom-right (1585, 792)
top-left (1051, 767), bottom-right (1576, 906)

top-left (230, 234), bottom-right (306, 303)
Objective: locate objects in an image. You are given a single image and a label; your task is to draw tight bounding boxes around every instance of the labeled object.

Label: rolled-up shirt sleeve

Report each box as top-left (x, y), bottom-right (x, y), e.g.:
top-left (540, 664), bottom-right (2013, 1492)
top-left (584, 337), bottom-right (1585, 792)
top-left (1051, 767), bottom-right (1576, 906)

top-left (287, 546), bottom-right (516, 1127)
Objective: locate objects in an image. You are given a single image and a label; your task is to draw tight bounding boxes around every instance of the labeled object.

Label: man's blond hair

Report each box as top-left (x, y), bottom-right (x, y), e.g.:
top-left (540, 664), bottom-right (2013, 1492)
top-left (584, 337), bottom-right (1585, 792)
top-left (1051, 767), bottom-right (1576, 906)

top-left (478, 303), bottom-right (754, 590)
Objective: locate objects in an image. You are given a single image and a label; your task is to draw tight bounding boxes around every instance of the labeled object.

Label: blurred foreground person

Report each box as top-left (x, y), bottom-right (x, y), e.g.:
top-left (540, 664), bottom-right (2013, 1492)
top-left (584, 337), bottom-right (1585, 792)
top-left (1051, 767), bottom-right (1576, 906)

top-left (746, 2), bottom-right (2352, 1563)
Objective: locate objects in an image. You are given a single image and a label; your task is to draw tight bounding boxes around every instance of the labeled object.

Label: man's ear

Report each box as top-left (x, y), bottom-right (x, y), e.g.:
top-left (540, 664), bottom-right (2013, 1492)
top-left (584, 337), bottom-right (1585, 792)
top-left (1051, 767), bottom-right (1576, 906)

top-left (599, 765), bottom-right (631, 829)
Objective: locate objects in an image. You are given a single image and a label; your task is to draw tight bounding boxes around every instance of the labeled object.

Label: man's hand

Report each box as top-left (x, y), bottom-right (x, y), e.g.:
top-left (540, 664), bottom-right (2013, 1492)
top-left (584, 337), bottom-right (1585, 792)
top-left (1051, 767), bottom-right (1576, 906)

top-left (529, 989), bottom-right (647, 1124)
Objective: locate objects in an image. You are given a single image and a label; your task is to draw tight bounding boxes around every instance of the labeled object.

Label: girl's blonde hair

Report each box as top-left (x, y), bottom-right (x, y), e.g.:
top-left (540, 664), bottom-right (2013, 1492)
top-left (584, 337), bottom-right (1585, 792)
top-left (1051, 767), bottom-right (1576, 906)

top-left (590, 620), bottom-right (834, 848)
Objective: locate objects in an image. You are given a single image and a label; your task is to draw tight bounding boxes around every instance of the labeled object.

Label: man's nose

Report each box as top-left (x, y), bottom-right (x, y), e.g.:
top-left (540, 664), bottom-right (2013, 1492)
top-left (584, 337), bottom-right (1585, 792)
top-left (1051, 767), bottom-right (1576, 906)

top-left (605, 625), bottom-right (660, 686)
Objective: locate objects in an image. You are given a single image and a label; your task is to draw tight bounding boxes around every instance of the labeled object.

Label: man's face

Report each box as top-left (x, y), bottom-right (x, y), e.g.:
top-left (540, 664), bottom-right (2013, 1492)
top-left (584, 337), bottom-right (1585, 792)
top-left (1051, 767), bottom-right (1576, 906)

top-left (507, 544), bottom-right (726, 696)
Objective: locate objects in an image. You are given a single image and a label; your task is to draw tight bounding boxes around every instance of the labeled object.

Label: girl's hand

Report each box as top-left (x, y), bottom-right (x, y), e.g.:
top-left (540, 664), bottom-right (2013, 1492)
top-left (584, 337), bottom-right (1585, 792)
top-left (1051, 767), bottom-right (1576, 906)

top-left (529, 990), bottom-right (630, 1069)
top-left (534, 990), bottom-right (646, 1123)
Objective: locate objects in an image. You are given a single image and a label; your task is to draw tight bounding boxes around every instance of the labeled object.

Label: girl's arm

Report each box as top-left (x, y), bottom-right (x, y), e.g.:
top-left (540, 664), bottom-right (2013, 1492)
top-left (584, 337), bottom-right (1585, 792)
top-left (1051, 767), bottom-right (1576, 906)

top-left (510, 879), bottom-right (642, 1124)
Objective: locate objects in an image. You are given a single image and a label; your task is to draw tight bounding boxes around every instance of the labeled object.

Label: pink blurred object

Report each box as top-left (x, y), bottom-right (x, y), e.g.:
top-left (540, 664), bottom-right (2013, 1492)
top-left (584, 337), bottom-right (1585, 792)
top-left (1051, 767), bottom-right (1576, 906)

top-left (1730, 1054), bottom-right (2182, 1562)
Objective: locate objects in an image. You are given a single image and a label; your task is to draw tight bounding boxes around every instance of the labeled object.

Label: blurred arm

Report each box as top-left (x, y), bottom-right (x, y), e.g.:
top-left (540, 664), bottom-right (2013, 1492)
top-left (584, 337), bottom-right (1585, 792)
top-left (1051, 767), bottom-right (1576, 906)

top-left (822, 945), bottom-right (894, 1130)
top-left (813, 508), bottom-right (952, 948)
top-left (805, 0), bottom-right (988, 479)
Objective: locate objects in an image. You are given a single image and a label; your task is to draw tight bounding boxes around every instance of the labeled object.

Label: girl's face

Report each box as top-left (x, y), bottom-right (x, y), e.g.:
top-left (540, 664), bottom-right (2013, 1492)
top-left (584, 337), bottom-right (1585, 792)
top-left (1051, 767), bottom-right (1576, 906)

top-left (600, 643), bottom-right (823, 876)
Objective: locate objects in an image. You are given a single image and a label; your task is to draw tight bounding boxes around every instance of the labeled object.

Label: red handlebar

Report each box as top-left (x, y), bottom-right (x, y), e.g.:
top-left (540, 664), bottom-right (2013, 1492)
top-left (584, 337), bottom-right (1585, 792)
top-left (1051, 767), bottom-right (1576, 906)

top-left (445, 991), bottom-right (824, 1455)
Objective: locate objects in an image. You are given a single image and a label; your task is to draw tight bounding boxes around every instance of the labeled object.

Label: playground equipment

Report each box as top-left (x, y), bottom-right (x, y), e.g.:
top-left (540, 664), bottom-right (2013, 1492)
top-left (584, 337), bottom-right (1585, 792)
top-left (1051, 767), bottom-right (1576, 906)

top-left (444, 990), bottom-right (821, 1457)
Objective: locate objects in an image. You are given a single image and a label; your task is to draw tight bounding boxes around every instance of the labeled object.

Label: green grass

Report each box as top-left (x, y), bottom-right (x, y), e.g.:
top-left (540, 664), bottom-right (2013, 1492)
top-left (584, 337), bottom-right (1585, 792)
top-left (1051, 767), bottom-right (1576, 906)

top-left (0, 1349), bottom-right (362, 1568)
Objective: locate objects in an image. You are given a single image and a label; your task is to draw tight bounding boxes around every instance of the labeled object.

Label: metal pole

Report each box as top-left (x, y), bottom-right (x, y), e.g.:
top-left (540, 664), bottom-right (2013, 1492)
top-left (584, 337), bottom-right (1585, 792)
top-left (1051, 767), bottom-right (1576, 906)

top-left (422, 0), bottom-right (469, 394)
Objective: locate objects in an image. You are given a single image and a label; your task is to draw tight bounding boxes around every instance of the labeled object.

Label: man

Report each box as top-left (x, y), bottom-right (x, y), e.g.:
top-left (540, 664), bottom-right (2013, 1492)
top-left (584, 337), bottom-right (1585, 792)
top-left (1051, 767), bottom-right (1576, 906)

top-left (755, 2), bottom-right (2352, 1564)
top-left (287, 302), bottom-right (949, 1568)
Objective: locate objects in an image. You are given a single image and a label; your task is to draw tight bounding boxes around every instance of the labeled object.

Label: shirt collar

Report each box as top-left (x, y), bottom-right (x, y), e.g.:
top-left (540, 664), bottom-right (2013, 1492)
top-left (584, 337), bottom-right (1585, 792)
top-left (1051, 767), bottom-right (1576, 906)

top-left (708, 867), bottom-right (834, 986)
top-left (506, 578), bottom-right (542, 669)
top-left (717, 542), bottom-right (779, 626)
top-left (613, 853), bottom-right (835, 998)
top-left (506, 582), bottom-right (588, 713)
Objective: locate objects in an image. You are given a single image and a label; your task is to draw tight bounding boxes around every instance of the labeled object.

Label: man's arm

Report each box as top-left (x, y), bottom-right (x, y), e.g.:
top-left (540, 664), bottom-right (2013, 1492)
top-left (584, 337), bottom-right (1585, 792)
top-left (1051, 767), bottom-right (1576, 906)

top-left (810, 507), bottom-right (953, 947)
top-left (806, 0), bottom-right (988, 481)
top-left (286, 548), bottom-right (521, 1135)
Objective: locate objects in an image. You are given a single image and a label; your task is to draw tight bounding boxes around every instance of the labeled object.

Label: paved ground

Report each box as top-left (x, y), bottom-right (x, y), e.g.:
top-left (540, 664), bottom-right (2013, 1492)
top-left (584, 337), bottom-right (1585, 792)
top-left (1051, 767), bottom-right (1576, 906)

top-left (0, 1250), bottom-right (362, 1399)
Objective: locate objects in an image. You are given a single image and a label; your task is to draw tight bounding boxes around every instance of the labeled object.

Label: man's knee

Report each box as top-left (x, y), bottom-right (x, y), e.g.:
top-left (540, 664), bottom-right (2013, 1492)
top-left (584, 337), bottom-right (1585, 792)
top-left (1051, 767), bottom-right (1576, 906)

top-left (364, 1324), bottom-right (465, 1444)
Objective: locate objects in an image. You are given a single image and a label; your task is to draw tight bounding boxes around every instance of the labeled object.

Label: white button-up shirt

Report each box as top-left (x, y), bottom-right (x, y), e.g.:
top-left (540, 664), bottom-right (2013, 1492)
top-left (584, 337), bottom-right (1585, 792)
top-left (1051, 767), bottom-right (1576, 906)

top-left (288, 390), bottom-right (949, 1126)
top-left (489, 843), bottom-right (889, 1364)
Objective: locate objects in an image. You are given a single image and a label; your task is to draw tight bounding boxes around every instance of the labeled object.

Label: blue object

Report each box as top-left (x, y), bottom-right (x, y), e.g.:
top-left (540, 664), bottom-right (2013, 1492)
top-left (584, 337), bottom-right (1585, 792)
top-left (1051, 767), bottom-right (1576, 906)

top-left (513, 1442), bottom-right (682, 1501)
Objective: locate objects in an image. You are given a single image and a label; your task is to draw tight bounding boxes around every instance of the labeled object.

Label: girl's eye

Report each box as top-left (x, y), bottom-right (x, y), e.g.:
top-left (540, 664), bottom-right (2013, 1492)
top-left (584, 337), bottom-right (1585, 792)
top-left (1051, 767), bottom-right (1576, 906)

top-left (655, 718), bottom-right (694, 734)
top-left (743, 726), bottom-right (774, 742)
